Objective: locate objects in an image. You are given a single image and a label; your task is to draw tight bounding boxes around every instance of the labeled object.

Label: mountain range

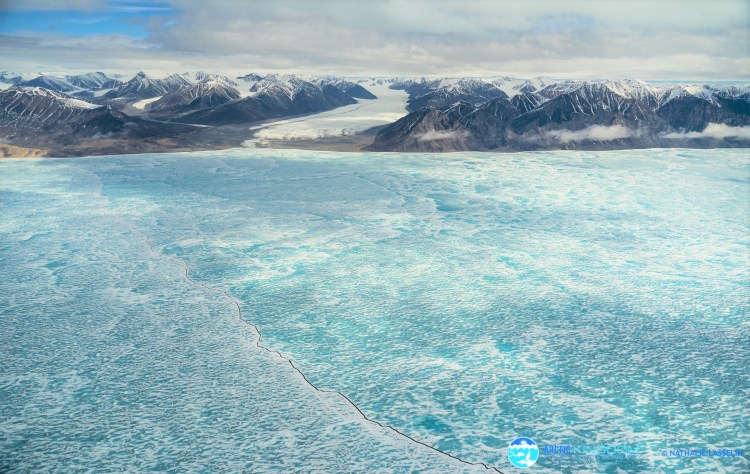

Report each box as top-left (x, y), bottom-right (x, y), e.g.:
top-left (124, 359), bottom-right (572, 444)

top-left (172, 74), bottom-right (358, 125)
top-left (0, 70), bottom-right (748, 156)
top-left (0, 86), bottom-right (198, 156)
top-left (370, 78), bottom-right (750, 152)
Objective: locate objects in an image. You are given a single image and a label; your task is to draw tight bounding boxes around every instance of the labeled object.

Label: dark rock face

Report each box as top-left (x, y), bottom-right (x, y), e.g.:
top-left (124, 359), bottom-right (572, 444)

top-left (148, 80), bottom-right (242, 119)
top-left (369, 98), bottom-right (520, 152)
top-left (656, 94), bottom-right (750, 131)
top-left (17, 75), bottom-right (78, 93)
top-left (370, 106), bottom-right (475, 152)
top-left (176, 77), bottom-right (358, 126)
top-left (333, 81), bottom-right (377, 99)
top-left (5, 71), bottom-right (748, 156)
top-left (102, 72), bottom-right (192, 101)
top-left (461, 97), bottom-right (520, 149)
top-left (312, 78), bottom-right (377, 99)
top-left (511, 83), bottom-right (654, 134)
top-left (396, 78), bottom-right (508, 112)
top-left (0, 87), bottom-right (193, 148)
top-left (0, 72), bottom-right (373, 156)
top-left (236, 73), bottom-right (265, 83)
top-left (0, 72), bottom-right (30, 85)
top-left (510, 93), bottom-right (544, 114)
top-left (14, 72), bottom-right (121, 93)
top-left (65, 72), bottom-right (121, 90)
top-left (369, 82), bottom-right (750, 152)
top-left (1, 87), bottom-right (110, 135)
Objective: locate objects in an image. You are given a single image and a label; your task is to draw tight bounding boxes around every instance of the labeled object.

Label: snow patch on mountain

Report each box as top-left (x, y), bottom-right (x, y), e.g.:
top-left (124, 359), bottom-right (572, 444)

top-left (10, 87), bottom-right (102, 109)
top-left (661, 85), bottom-right (718, 105)
top-left (132, 96), bottom-right (162, 110)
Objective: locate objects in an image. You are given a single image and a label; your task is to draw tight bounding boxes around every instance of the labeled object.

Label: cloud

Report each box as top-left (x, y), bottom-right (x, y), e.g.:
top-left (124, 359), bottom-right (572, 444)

top-left (544, 125), bottom-right (633, 143)
top-left (0, 0), bottom-right (748, 78)
top-left (416, 130), bottom-right (469, 142)
top-left (662, 123), bottom-right (750, 140)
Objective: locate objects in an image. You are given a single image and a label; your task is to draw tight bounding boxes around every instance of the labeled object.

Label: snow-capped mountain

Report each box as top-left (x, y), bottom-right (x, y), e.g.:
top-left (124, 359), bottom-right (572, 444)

top-left (102, 72), bottom-right (193, 101)
top-left (0, 70), bottom-right (378, 129)
top-left (370, 78), bottom-right (750, 152)
top-left (2, 72), bottom-right (121, 95)
top-left (17, 75), bottom-right (79, 94)
top-left (0, 86), bottom-right (197, 154)
top-left (237, 73), bottom-right (264, 82)
top-left (510, 93), bottom-right (545, 114)
top-left (513, 82), bottom-right (654, 133)
top-left (386, 76), bottom-right (744, 119)
top-left (601, 79), bottom-right (661, 106)
top-left (711, 84), bottom-right (750, 101)
top-left (180, 71), bottom-right (238, 86)
top-left (177, 74), bottom-right (360, 125)
top-left (0, 86), bottom-right (122, 136)
top-left (656, 89), bottom-right (750, 131)
top-left (1, 68), bottom-right (747, 155)
top-left (0, 72), bottom-right (43, 88)
top-left (148, 78), bottom-right (242, 118)
top-left (66, 72), bottom-right (121, 90)
top-left (235, 73), bottom-right (265, 91)
top-left (491, 77), bottom-right (543, 97)
top-left (392, 77), bottom-right (508, 112)
top-left (314, 78), bottom-right (377, 99)
top-left (247, 74), bottom-right (317, 96)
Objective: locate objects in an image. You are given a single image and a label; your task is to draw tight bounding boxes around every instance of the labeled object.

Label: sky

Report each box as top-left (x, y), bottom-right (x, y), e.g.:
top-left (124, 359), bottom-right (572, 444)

top-left (0, 0), bottom-right (748, 80)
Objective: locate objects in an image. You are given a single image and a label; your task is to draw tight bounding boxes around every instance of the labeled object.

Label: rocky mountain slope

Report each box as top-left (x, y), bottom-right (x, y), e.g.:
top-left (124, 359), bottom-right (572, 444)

top-left (369, 79), bottom-right (750, 152)
top-left (101, 71), bottom-right (192, 102)
top-left (147, 78), bottom-right (242, 119)
top-left (392, 78), bottom-right (507, 112)
top-left (0, 70), bottom-right (381, 156)
top-left (1, 70), bottom-right (747, 155)
top-left (0, 87), bottom-right (197, 154)
top-left (10, 72), bottom-right (122, 95)
top-left (174, 74), bottom-right (359, 125)
top-left (315, 78), bottom-right (377, 99)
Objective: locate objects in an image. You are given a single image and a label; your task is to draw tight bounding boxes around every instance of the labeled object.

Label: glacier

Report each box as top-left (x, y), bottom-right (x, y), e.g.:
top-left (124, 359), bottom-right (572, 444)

top-left (244, 83), bottom-right (408, 146)
top-left (1, 148), bottom-right (748, 473)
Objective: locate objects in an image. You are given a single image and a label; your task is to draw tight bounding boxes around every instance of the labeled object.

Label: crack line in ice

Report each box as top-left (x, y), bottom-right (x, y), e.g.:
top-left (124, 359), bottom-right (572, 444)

top-left (75, 164), bottom-right (504, 473)
top-left (130, 221), bottom-right (505, 473)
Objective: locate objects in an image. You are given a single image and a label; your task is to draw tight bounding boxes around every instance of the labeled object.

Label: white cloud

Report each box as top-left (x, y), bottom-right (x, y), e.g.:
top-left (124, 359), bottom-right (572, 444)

top-left (662, 123), bottom-right (750, 139)
top-left (544, 125), bottom-right (633, 143)
top-left (0, 0), bottom-right (748, 78)
top-left (416, 130), bottom-right (469, 142)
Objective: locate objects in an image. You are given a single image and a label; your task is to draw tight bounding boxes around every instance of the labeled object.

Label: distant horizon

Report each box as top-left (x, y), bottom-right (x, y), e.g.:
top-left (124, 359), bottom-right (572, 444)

top-left (3, 69), bottom-right (749, 84)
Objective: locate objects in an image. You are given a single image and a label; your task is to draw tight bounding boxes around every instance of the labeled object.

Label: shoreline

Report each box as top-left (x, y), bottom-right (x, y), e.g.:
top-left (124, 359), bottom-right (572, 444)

top-left (3, 144), bottom-right (749, 162)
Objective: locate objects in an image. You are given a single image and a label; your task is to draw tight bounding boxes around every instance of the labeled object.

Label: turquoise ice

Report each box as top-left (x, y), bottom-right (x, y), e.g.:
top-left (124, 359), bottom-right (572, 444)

top-left (1, 148), bottom-right (748, 473)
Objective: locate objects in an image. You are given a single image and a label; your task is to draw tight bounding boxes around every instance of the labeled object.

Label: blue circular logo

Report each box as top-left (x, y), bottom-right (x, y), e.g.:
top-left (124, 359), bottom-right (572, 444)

top-left (508, 437), bottom-right (539, 468)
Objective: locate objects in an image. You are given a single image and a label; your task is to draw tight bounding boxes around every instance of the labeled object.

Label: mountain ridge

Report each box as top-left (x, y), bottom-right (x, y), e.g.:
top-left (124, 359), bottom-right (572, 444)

top-left (1, 70), bottom-right (748, 156)
top-left (368, 79), bottom-right (750, 152)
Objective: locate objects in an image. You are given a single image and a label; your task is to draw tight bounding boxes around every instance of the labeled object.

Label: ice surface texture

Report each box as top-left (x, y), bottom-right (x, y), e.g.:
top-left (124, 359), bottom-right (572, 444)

top-left (1, 148), bottom-right (748, 473)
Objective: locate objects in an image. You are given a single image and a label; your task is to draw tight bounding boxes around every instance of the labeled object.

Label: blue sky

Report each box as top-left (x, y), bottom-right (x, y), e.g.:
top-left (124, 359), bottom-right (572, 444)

top-left (0, 0), bottom-right (748, 79)
top-left (0, 1), bottom-right (174, 37)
